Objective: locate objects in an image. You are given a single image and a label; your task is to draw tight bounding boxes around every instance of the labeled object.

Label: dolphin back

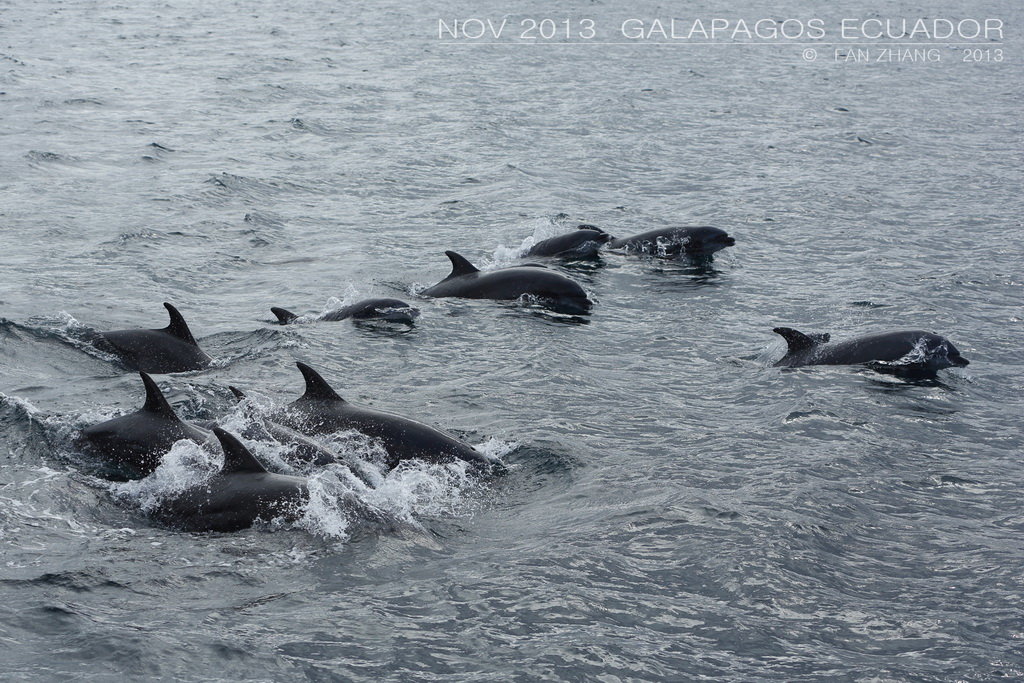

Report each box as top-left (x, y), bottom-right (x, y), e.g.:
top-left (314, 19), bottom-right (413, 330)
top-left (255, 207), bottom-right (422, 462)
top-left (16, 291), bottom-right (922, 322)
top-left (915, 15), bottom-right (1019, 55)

top-left (78, 372), bottom-right (211, 479)
top-left (96, 302), bottom-right (211, 373)
top-left (152, 428), bottom-right (308, 532)
top-left (526, 228), bottom-right (613, 258)
top-left (271, 307), bottom-right (300, 324)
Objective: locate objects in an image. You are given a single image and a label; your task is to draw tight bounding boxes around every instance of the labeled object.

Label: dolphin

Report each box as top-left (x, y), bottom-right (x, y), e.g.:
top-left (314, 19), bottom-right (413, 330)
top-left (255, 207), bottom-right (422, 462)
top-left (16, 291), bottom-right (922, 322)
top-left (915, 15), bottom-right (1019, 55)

top-left (227, 385), bottom-right (374, 485)
top-left (77, 372), bottom-right (211, 479)
top-left (228, 386), bottom-right (338, 467)
top-left (95, 302), bottom-right (211, 373)
top-left (525, 225), bottom-right (613, 259)
top-left (229, 385), bottom-right (339, 468)
top-left (608, 226), bottom-right (735, 258)
top-left (421, 251), bottom-right (593, 315)
top-left (151, 427), bottom-right (308, 532)
top-left (772, 327), bottom-right (970, 373)
top-left (271, 298), bottom-right (420, 325)
top-left (272, 362), bottom-right (495, 471)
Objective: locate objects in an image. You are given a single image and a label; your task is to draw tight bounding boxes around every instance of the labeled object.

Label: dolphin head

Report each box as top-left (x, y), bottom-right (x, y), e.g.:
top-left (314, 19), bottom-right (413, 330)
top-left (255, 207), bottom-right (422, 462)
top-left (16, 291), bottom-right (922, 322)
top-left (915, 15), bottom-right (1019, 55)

top-left (935, 336), bottom-right (970, 368)
top-left (576, 224), bottom-right (614, 243)
top-left (352, 299), bottom-right (420, 324)
top-left (685, 227), bottom-right (736, 255)
top-left (948, 351), bottom-right (970, 367)
top-left (893, 332), bottom-right (970, 373)
top-left (550, 294), bottom-right (593, 316)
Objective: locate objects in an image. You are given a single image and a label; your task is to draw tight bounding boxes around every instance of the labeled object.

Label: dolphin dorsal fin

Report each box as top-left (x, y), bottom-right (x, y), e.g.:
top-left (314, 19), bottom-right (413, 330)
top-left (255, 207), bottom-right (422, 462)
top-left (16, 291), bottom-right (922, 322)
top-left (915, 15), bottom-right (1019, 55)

top-left (296, 362), bottom-right (344, 402)
top-left (271, 307), bottom-right (298, 324)
top-left (577, 224), bottom-right (607, 234)
top-left (213, 427), bottom-right (268, 474)
top-left (773, 327), bottom-right (825, 354)
top-left (161, 303), bottom-right (199, 346)
top-left (228, 386), bottom-right (247, 402)
top-left (444, 251), bottom-right (479, 279)
top-left (139, 371), bottom-right (178, 418)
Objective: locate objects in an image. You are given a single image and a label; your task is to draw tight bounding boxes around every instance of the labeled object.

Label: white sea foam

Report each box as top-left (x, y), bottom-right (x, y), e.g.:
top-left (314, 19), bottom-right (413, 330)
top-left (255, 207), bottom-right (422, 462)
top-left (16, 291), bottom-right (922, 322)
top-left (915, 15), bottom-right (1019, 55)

top-left (0, 393), bottom-right (43, 419)
top-left (476, 436), bottom-right (518, 461)
top-left (489, 217), bottom-right (570, 267)
top-left (54, 310), bottom-right (87, 331)
top-left (322, 282), bottom-right (362, 311)
top-left (216, 400), bottom-right (297, 474)
top-left (294, 429), bottom-right (513, 539)
top-left (1, 394), bottom-right (88, 449)
top-left (111, 439), bottom-right (218, 513)
top-left (296, 467), bottom-right (359, 539)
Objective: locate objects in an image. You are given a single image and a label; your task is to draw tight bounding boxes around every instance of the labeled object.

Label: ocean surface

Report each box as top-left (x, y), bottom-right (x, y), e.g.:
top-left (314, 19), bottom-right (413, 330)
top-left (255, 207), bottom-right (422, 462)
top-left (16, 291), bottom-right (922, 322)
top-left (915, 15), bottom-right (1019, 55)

top-left (2, 0), bottom-right (1022, 680)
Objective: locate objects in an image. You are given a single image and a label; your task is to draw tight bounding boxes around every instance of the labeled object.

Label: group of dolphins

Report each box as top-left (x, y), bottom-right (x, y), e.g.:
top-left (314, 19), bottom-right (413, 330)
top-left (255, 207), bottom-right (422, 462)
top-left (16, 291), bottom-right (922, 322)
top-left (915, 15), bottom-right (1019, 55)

top-left (72, 223), bottom-right (970, 533)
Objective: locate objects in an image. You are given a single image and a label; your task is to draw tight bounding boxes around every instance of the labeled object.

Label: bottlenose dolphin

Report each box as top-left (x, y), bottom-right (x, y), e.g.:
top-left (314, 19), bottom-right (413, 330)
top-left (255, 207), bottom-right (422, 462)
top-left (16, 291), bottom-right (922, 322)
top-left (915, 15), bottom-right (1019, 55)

top-left (271, 298), bottom-right (419, 325)
top-left (421, 251), bottom-right (593, 315)
top-left (772, 327), bottom-right (970, 373)
top-left (608, 226), bottom-right (735, 258)
top-left (96, 302), bottom-right (211, 373)
top-left (78, 372), bottom-right (211, 479)
top-left (273, 362), bottom-right (495, 471)
top-left (227, 385), bottom-right (374, 486)
top-left (525, 225), bottom-right (612, 259)
top-left (151, 427), bottom-right (308, 532)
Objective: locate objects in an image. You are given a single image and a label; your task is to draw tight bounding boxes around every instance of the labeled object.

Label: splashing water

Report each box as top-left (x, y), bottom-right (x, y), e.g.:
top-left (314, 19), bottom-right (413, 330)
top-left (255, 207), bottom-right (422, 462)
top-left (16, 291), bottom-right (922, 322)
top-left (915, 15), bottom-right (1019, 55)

top-left (0, 393), bottom-right (44, 421)
top-left (111, 440), bottom-right (218, 513)
top-left (297, 429), bottom-right (515, 538)
top-left (322, 282), bottom-right (362, 311)
top-left (489, 216), bottom-right (575, 267)
top-left (888, 336), bottom-right (933, 367)
top-left (288, 455), bottom-right (493, 541)
top-left (51, 311), bottom-right (89, 333)
top-left (297, 467), bottom-right (356, 539)
top-left (215, 400), bottom-right (301, 474)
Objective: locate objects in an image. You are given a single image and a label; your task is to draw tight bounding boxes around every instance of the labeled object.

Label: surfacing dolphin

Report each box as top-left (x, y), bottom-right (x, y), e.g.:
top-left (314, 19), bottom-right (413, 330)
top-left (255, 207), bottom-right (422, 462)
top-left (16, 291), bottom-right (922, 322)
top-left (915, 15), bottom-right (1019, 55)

top-left (271, 298), bottom-right (420, 325)
top-left (525, 225), bottom-right (613, 259)
top-left (227, 385), bottom-right (374, 485)
top-left (151, 427), bottom-right (308, 532)
top-left (608, 226), bottom-right (735, 258)
top-left (772, 327), bottom-right (970, 374)
top-left (78, 372), bottom-right (211, 479)
top-left (421, 251), bottom-right (593, 315)
top-left (272, 362), bottom-right (495, 471)
top-left (95, 302), bottom-right (211, 373)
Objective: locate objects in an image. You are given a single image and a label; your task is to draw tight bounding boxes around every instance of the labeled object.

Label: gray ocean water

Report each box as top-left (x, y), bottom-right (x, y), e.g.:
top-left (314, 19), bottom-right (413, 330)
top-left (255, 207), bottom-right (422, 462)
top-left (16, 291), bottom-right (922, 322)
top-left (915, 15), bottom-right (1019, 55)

top-left (2, 0), bottom-right (1023, 680)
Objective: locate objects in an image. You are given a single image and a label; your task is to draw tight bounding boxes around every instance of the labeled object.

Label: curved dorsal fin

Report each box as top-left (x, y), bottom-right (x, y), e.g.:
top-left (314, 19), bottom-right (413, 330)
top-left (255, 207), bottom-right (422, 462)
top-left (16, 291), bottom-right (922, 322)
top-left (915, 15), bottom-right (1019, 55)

top-left (773, 327), bottom-right (826, 354)
top-left (139, 371), bottom-right (178, 418)
top-left (213, 427), bottom-right (268, 474)
top-left (161, 302), bottom-right (199, 346)
top-left (577, 224), bottom-right (607, 235)
top-left (228, 385), bottom-right (247, 402)
top-left (295, 362), bottom-right (344, 402)
top-left (444, 251), bottom-right (479, 279)
top-left (271, 307), bottom-right (298, 324)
